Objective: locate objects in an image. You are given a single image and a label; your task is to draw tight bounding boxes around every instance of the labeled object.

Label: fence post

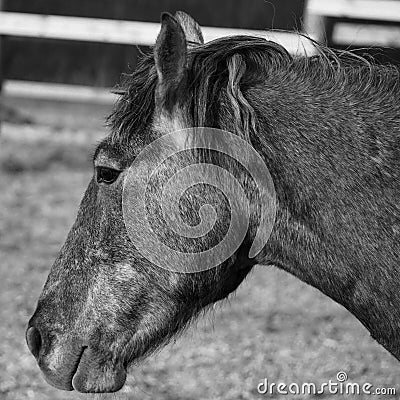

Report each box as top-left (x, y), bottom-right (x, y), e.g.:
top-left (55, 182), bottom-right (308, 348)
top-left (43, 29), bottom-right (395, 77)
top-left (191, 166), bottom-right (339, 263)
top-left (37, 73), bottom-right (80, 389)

top-left (303, 0), bottom-right (334, 45)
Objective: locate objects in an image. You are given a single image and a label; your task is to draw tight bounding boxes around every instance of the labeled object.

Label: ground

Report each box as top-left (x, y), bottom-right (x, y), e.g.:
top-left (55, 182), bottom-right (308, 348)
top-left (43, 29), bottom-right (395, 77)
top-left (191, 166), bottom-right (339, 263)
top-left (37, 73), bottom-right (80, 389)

top-left (0, 100), bottom-right (399, 400)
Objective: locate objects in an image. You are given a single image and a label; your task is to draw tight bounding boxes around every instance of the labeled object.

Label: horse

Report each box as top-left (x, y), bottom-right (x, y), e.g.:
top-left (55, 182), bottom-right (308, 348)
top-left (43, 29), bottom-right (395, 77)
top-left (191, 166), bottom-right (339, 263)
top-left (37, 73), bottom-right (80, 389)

top-left (26, 11), bottom-right (400, 393)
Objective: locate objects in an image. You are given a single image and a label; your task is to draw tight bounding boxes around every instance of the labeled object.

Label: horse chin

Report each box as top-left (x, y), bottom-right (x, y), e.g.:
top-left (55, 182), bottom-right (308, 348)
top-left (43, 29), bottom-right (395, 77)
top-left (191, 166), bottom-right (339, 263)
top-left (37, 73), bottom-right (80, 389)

top-left (71, 347), bottom-right (127, 393)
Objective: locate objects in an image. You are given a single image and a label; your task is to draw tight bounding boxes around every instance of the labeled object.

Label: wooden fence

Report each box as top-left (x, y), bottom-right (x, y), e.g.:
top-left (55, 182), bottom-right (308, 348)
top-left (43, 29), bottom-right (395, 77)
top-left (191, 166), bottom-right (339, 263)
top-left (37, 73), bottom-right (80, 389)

top-left (2, 0), bottom-right (400, 102)
top-left (0, 10), bottom-right (314, 102)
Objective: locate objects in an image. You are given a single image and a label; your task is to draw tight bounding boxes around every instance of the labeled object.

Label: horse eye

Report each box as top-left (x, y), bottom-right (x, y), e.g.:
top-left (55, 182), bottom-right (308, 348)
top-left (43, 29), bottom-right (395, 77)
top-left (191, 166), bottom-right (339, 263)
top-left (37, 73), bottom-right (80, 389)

top-left (96, 167), bottom-right (121, 184)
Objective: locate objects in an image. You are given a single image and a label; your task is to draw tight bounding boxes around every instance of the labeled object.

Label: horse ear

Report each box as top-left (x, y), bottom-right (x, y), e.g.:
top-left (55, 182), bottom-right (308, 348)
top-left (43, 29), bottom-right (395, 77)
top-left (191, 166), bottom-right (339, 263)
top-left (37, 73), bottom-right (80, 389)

top-left (154, 12), bottom-right (187, 109)
top-left (174, 11), bottom-right (204, 45)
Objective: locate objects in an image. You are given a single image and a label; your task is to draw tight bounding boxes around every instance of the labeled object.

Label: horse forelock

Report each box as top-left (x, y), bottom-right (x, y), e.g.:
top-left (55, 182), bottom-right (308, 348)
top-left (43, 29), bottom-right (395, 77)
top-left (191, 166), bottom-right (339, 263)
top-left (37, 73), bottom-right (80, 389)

top-left (108, 55), bottom-right (158, 146)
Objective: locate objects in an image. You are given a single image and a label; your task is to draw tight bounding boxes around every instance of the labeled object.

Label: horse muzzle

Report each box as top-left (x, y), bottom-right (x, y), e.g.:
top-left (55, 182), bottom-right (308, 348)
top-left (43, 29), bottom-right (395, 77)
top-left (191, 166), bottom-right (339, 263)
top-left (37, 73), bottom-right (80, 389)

top-left (26, 324), bottom-right (127, 393)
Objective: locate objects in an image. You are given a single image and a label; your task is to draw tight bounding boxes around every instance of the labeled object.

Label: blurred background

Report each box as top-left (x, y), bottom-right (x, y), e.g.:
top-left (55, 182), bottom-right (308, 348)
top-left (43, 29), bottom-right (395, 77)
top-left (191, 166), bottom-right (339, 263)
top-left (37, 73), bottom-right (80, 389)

top-left (0, 1), bottom-right (400, 399)
top-left (2, 0), bottom-right (305, 87)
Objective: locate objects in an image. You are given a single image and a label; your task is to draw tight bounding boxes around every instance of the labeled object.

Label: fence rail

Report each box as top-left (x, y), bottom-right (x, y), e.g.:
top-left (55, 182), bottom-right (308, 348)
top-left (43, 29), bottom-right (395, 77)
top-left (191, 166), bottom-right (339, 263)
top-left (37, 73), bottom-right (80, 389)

top-left (307, 0), bottom-right (400, 23)
top-left (3, 80), bottom-right (116, 104)
top-left (0, 11), bottom-right (314, 53)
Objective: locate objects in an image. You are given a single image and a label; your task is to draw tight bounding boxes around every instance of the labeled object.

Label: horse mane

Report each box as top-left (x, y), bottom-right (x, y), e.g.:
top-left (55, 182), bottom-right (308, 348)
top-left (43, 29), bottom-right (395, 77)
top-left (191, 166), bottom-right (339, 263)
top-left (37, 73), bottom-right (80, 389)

top-left (108, 34), bottom-right (400, 145)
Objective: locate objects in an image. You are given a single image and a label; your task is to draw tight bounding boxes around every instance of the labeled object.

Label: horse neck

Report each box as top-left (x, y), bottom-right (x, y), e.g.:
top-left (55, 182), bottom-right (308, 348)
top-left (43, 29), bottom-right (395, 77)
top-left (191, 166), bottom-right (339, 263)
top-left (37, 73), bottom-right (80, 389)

top-left (245, 74), bottom-right (400, 360)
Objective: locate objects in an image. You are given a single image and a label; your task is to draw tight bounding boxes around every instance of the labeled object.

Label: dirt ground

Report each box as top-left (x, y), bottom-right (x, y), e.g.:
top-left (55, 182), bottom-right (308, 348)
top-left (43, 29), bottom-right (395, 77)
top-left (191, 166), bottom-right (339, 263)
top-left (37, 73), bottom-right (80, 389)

top-left (1, 101), bottom-right (399, 400)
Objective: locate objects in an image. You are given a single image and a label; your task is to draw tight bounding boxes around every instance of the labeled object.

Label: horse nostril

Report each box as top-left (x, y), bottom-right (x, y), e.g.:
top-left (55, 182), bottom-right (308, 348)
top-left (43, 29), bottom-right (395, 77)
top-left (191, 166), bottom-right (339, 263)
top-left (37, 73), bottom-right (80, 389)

top-left (26, 326), bottom-right (42, 358)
